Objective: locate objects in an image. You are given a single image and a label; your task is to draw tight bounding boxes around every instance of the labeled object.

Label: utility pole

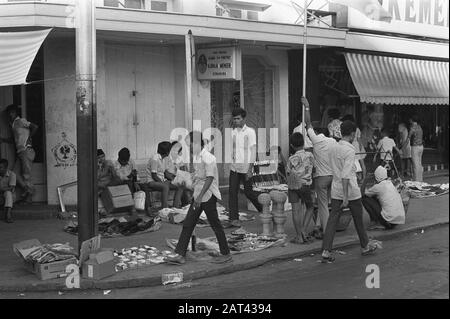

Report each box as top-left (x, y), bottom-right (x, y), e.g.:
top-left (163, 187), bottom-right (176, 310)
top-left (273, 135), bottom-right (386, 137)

top-left (302, 0), bottom-right (308, 138)
top-left (75, 0), bottom-right (98, 252)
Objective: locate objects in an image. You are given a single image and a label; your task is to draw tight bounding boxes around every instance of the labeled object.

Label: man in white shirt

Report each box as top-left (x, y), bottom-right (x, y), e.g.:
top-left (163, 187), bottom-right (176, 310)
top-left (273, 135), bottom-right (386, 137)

top-left (302, 97), bottom-right (336, 239)
top-left (374, 129), bottom-right (400, 163)
top-left (361, 166), bottom-right (405, 230)
top-left (165, 132), bottom-right (231, 265)
top-left (228, 108), bottom-right (262, 227)
top-left (321, 120), bottom-right (378, 262)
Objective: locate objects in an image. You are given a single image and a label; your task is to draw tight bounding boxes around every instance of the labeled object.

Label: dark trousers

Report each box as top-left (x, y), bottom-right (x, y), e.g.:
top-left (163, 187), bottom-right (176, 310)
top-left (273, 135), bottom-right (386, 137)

top-left (362, 195), bottom-right (396, 230)
top-left (175, 196), bottom-right (230, 257)
top-left (322, 198), bottom-right (369, 251)
top-left (228, 170), bottom-right (262, 220)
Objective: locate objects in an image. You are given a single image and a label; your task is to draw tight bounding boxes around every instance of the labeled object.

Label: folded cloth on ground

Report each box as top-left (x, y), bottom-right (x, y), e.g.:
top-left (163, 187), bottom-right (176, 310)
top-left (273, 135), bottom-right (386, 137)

top-left (404, 181), bottom-right (449, 198)
top-left (166, 228), bottom-right (285, 255)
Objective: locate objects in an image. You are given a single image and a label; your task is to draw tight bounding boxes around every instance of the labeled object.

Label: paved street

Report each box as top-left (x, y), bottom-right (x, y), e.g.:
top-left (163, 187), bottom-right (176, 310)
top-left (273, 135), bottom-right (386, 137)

top-left (2, 224), bottom-right (447, 299)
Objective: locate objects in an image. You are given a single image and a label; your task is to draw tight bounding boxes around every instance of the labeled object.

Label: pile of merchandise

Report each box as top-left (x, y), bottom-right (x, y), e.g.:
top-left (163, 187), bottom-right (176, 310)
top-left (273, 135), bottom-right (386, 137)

top-left (166, 228), bottom-right (285, 256)
top-left (404, 181), bottom-right (449, 198)
top-left (24, 243), bottom-right (77, 264)
top-left (114, 245), bottom-right (176, 271)
top-left (159, 204), bottom-right (255, 227)
top-left (64, 216), bottom-right (162, 237)
top-left (226, 228), bottom-right (285, 253)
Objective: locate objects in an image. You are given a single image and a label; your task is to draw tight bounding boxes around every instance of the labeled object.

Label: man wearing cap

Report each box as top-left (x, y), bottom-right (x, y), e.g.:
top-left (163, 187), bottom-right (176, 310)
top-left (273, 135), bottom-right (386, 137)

top-left (361, 166), bottom-right (405, 231)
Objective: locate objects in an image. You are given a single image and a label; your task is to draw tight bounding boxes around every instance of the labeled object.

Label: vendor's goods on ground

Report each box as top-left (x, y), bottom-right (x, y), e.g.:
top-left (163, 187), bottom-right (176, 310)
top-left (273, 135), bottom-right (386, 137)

top-left (64, 215), bottom-right (162, 237)
top-left (404, 181), bottom-right (449, 198)
top-left (166, 228), bottom-right (286, 255)
top-left (13, 239), bottom-right (78, 280)
top-left (113, 245), bottom-right (176, 272)
top-left (158, 204), bottom-right (255, 227)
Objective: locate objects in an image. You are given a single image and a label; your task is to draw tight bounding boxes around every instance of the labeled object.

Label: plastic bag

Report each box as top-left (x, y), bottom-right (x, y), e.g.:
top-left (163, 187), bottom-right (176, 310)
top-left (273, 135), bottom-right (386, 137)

top-left (172, 170), bottom-right (193, 189)
top-left (134, 191), bottom-right (146, 210)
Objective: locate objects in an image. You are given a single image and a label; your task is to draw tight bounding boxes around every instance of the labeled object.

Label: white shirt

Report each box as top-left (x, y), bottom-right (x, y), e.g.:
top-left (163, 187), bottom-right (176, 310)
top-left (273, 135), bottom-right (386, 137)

top-left (193, 148), bottom-right (221, 202)
top-left (293, 123), bottom-right (313, 149)
top-left (230, 125), bottom-right (257, 174)
top-left (113, 159), bottom-right (136, 181)
top-left (330, 140), bottom-right (361, 201)
top-left (377, 137), bottom-right (396, 161)
top-left (365, 180), bottom-right (405, 224)
top-left (307, 128), bottom-right (336, 178)
top-left (147, 153), bottom-right (166, 182)
top-left (11, 117), bottom-right (32, 153)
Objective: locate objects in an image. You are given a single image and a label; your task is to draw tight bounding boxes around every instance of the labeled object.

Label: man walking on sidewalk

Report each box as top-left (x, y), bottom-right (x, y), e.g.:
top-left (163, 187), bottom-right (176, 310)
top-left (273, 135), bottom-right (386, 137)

top-left (321, 120), bottom-right (378, 262)
top-left (228, 108), bottom-right (262, 228)
top-left (166, 131), bottom-right (231, 265)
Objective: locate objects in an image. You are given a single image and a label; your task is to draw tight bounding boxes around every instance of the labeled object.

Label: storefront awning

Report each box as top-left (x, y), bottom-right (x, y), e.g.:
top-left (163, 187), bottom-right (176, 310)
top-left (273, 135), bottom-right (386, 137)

top-left (0, 29), bottom-right (52, 87)
top-left (345, 53), bottom-right (449, 105)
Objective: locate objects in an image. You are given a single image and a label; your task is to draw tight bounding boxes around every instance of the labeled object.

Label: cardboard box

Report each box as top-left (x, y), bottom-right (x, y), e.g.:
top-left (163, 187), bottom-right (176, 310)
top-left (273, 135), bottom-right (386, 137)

top-left (13, 239), bottom-right (78, 280)
top-left (82, 249), bottom-right (116, 280)
top-left (101, 184), bottom-right (134, 213)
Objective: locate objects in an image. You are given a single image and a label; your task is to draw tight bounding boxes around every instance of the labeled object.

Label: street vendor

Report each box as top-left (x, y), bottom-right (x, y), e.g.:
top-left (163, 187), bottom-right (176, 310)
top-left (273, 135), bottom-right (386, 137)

top-left (361, 166), bottom-right (405, 231)
top-left (0, 158), bottom-right (16, 223)
top-left (113, 147), bottom-right (139, 193)
top-left (165, 131), bottom-right (232, 265)
top-left (97, 149), bottom-right (118, 195)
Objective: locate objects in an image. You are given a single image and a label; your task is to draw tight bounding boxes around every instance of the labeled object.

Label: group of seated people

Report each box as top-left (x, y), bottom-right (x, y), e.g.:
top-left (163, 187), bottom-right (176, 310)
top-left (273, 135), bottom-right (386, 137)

top-left (97, 141), bottom-right (191, 213)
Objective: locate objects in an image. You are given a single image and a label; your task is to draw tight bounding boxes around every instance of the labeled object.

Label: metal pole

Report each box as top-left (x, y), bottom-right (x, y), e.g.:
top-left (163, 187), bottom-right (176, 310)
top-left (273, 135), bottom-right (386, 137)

top-left (302, 0), bottom-right (308, 138)
top-left (76, 0), bottom-right (98, 252)
top-left (185, 30), bottom-right (193, 132)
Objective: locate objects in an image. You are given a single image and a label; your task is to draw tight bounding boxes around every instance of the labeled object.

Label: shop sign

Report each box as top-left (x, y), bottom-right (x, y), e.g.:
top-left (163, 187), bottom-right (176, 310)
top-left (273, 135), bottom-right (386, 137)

top-left (197, 47), bottom-right (241, 81)
top-left (338, 0), bottom-right (449, 39)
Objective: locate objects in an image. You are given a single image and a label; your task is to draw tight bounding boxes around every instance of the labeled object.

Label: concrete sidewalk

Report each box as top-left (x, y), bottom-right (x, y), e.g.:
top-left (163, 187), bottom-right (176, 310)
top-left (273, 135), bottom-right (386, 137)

top-left (0, 175), bottom-right (448, 292)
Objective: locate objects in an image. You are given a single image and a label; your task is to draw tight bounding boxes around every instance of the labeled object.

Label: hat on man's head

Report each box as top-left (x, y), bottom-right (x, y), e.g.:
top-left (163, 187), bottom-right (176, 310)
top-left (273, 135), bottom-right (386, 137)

top-left (97, 149), bottom-right (105, 157)
top-left (374, 166), bottom-right (388, 183)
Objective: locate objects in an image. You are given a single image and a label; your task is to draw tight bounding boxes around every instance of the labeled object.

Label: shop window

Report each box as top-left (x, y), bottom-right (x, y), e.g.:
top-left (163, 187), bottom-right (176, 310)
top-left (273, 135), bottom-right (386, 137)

top-left (229, 9), bottom-right (242, 18)
top-left (151, 1), bottom-right (167, 11)
top-left (247, 11), bottom-right (259, 20)
top-left (104, 0), bottom-right (144, 9)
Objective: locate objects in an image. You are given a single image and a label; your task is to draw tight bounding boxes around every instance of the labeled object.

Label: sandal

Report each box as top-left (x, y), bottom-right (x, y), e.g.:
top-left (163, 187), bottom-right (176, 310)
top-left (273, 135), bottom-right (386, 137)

top-left (301, 232), bottom-right (315, 244)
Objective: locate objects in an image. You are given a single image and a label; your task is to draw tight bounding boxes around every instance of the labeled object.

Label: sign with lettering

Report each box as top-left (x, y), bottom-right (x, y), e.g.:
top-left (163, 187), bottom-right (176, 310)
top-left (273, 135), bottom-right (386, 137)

top-left (197, 47), bottom-right (241, 81)
top-left (339, 0), bottom-right (449, 39)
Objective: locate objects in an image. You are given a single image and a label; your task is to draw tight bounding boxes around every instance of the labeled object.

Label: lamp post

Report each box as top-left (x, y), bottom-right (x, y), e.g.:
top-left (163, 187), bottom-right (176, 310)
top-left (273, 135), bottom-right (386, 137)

top-left (75, 0), bottom-right (98, 252)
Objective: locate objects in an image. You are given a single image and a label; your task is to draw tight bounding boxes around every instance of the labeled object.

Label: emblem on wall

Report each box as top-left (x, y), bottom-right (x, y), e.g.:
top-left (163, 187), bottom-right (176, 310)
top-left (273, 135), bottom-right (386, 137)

top-left (52, 132), bottom-right (77, 168)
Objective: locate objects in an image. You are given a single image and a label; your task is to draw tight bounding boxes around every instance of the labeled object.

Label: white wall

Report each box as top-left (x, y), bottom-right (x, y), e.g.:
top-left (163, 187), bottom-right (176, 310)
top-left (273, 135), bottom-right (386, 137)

top-left (44, 37), bottom-right (185, 205)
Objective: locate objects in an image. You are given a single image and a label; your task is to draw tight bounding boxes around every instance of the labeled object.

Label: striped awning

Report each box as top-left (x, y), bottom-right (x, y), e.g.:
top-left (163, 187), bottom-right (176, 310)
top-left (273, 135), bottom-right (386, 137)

top-left (0, 29), bottom-right (51, 87)
top-left (345, 53), bottom-right (449, 105)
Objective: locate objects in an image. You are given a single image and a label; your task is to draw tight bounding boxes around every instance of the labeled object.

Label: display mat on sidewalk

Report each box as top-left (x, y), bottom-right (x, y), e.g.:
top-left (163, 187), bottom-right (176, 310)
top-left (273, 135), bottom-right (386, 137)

top-left (166, 228), bottom-right (286, 255)
top-left (158, 204), bottom-right (256, 227)
top-left (404, 181), bottom-right (449, 198)
top-left (63, 215), bottom-right (162, 238)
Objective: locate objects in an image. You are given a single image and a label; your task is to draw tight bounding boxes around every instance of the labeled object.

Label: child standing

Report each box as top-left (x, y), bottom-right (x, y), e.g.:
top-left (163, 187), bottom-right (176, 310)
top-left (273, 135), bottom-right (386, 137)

top-left (374, 129), bottom-right (401, 177)
top-left (286, 132), bottom-right (315, 244)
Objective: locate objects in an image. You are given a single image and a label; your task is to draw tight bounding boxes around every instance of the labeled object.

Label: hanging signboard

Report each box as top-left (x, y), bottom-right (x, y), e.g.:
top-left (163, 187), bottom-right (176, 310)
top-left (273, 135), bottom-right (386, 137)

top-left (197, 46), bottom-right (241, 81)
top-left (331, 0), bottom-right (449, 40)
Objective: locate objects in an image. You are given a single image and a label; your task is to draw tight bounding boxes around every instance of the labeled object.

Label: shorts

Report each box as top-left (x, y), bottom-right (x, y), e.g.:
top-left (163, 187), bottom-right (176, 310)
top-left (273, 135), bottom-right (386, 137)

top-left (288, 186), bottom-right (313, 208)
